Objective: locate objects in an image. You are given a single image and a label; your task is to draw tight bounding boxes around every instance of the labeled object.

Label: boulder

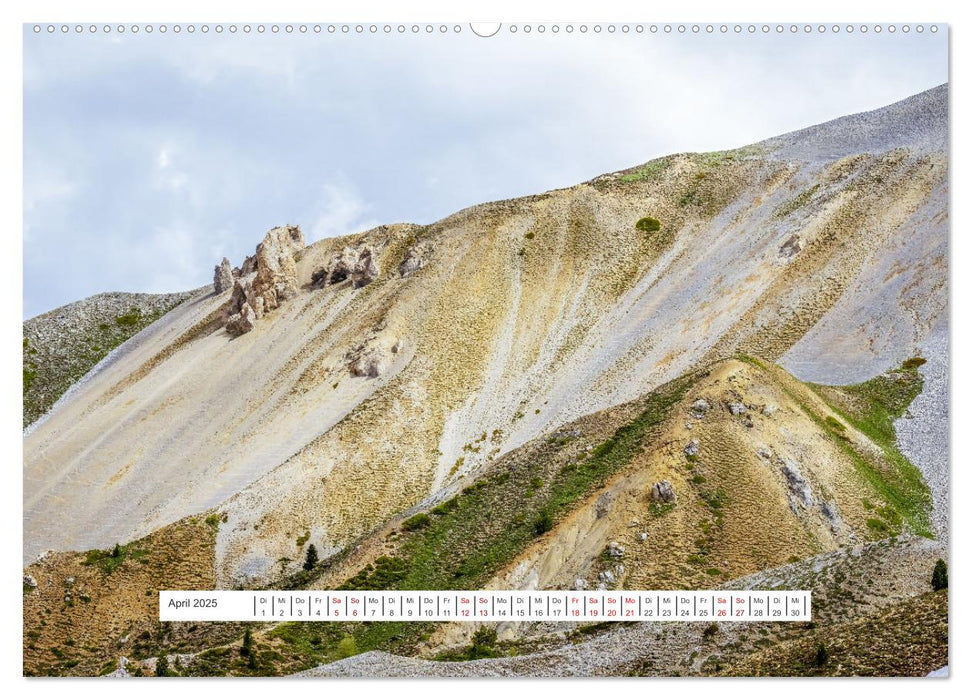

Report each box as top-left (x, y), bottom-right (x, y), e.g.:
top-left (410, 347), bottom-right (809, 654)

top-left (23, 574), bottom-right (37, 589)
top-left (346, 335), bottom-right (401, 379)
top-left (349, 352), bottom-right (385, 379)
top-left (213, 257), bottom-right (234, 293)
top-left (729, 402), bottom-right (747, 416)
top-left (399, 246), bottom-right (425, 276)
top-left (684, 438), bottom-right (700, 457)
top-left (690, 399), bottom-right (710, 418)
top-left (595, 492), bottom-right (615, 519)
top-left (228, 279), bottom-right (248, 311)
top-left (651, 480), bottom-right (677, 504)
top-left (779, 234), bottom-right (803, 258)
top-left (315, 244), bottom-right (381, 288)
top-left (107, 657), bottom-right (132, 678)
top-left (226, 302), bottom-right (256, 337)
top-left (606, 542), bottom-right (625, 558)
top-left (353, 249), bottom-right (380, 287)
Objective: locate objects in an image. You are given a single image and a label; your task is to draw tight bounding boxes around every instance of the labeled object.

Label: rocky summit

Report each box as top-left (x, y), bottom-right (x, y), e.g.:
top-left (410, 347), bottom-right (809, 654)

top-left (22, 85), bottom-right (948, 677)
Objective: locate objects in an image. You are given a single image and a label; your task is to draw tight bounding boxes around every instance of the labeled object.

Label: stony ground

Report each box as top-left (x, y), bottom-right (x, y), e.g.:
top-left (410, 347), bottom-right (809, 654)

top-left (297, 537), bottom-right (945, 677)
top-left (22, 516), bottom-right (222, 677)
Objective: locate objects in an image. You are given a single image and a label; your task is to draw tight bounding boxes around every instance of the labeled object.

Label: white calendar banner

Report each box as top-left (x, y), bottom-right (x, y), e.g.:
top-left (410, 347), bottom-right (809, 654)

top-left (160, 590), bottom-right (811, 622)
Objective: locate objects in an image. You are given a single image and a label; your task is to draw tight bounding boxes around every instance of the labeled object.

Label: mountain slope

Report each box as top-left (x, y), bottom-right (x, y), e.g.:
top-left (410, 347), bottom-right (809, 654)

top-left (23, 83), bottom-right (948, 599)
top-left (22, 291), bottom-right (193, 428)
top-left (22, 356), bottom-right (937, 676)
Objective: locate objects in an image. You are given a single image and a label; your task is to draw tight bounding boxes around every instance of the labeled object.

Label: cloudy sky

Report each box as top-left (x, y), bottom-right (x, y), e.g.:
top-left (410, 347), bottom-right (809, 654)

top-left (23, 25), bottom-right (947, 318)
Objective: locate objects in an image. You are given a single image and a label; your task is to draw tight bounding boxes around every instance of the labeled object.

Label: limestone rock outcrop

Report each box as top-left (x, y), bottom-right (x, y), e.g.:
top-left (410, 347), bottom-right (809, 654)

top-left (220, 225), bottom-right (305, 336)
top-left (346, 335), bottom-right (403, 379)
top-left (313, 244), bottom-right (381, 289)
top-left (239, 254), bottom-right (257, 276)
top-left (399, 245), bottom-right (426, 277)
top-left (252, 225), bottom-right (305, 311)
top-left (213, 258), bottom-right (234, 294)
top-left (781, 457), bottom-right (814, 510)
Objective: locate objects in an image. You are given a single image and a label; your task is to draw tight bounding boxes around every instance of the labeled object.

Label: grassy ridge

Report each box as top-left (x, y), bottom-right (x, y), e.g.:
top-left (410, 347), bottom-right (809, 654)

top-left (739, 355), bottom-right (932, 538)
top-left (809, 364), bottom-right (932, 538)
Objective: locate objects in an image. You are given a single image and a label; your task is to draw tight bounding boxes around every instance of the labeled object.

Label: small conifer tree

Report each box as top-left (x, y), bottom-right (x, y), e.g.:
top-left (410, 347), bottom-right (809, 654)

top-left (303, 543), bottom-right (319, 571)
top-left (932, 559), bottom-right (948, 591)
top-left (813, 642), bottom-right (828, 667)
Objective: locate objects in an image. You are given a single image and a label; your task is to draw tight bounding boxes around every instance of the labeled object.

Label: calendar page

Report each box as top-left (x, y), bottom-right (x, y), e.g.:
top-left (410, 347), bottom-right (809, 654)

top-left (21, 19), bottom-right (948, 679)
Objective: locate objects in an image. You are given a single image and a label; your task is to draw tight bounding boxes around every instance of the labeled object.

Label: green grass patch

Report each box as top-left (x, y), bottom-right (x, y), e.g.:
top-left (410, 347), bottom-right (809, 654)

top-left (340, 556), bottom-right (409, 590)
top-left (901, 357), bottom-right (927, 370)
top-left (82, 542), bottom-right (149, 575)
top-left (825, 416), bottom-right (846, 432)
top-left (866, 518), bottom-right (893, 535)
top-left (618, 156), bottom-right (673, 183)
top-left (700, 487), bottom-right (728, 511)
top-left (430, 498), bottom-right (458, 516)
top-left (114, 308), bottom-right (143, 326)
top-left (635, 217), bottom-right (662, 233)
top-left (402, 513), bottom-right (431, 531)
top-left (814, 368), bottom-right (930, 536)
top-left (690, 147), bottom-right (762, 168)
top-left (650, 501), bottom-right (676, 518)
top-left (435, 627), bottom-right (502, 661)
top-left (736, 353), bottom-right (769, 371)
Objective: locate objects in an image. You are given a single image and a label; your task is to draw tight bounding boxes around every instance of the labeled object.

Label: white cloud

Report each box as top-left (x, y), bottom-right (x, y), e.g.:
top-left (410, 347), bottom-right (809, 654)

top-left (307, 176), bottom-right (381, 242)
